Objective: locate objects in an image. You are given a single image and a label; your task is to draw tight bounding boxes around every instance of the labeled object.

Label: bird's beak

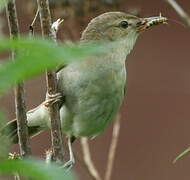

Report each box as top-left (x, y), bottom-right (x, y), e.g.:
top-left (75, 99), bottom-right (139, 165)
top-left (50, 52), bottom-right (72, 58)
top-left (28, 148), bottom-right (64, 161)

top-left (137, 13), bottom-right (168, 32)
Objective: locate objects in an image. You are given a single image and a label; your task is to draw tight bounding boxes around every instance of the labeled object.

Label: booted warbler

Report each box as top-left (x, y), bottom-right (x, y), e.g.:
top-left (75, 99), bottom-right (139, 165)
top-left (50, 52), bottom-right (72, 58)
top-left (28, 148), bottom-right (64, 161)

top-left (2, 11), bottom-right (167, 166)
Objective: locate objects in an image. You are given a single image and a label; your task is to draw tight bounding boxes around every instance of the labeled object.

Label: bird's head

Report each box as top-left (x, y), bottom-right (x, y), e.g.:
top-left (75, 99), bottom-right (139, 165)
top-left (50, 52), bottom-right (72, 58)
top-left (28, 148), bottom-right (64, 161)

top-left (81, 12), bottom-right (167, 55)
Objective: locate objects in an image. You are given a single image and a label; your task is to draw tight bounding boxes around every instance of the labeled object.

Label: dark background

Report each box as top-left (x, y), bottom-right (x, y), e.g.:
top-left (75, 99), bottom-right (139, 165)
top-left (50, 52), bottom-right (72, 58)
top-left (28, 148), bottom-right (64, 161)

top-left (1, 0), bottom-right (190, 179)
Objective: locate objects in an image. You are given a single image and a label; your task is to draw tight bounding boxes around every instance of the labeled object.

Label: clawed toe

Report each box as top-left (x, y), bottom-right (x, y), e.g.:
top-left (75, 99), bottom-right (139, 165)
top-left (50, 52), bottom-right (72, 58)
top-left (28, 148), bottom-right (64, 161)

top-left (43, 92), bottom-right (63, 107)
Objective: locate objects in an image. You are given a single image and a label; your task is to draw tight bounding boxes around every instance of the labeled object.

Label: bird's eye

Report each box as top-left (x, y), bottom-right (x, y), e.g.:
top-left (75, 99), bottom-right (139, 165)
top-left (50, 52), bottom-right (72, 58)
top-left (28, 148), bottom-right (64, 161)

top-left (120, 21), bottom-right (129, 29)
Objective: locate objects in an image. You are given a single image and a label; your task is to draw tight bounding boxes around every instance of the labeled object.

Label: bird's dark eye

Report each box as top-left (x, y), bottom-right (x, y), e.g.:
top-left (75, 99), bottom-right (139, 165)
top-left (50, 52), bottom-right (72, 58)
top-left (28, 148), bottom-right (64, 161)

top-left (120, 21), bottom-right (129, 29)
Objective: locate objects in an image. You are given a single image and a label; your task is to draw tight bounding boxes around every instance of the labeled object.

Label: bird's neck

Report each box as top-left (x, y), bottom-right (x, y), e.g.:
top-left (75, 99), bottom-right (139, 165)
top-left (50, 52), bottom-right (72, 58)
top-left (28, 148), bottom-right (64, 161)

top-left (81, 32), bottom-right (138, 64)
top-left (108, 37), bottom-right (138, 63)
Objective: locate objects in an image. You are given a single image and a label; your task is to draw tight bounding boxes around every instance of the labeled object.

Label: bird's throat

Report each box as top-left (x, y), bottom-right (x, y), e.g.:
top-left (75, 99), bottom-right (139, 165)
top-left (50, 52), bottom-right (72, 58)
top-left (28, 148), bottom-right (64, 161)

top-left (104, 33), bottom-right (139, 63)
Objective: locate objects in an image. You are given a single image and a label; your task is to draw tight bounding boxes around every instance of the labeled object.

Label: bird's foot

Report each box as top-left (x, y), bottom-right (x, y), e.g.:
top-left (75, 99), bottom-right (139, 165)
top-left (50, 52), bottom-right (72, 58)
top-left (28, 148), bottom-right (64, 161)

top-left (43, 92), bottom-right (63, 107)
top-left (62, 159), bottom-right (75, 171)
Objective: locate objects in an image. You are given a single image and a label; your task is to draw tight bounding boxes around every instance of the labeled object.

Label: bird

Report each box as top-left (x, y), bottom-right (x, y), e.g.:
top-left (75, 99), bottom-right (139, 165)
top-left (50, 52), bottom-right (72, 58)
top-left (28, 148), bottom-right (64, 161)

top-left (2, 11), bottom-right (167, 167)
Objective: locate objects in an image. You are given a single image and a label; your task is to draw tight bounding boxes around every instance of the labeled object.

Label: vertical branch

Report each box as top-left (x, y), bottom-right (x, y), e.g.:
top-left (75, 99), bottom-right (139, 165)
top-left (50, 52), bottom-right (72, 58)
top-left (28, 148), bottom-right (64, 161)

top-left (37, 0), bottom-right (64, 162)
top-left (104, 115), bottom-right (121, 180)
top-left (6, 0), bottom-right (31, 157)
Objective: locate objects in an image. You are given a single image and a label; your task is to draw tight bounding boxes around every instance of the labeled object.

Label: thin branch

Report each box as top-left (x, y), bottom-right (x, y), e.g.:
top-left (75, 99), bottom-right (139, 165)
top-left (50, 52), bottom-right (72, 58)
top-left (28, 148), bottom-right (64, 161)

top-left (37, 0), bottom-right (64, 162)
top-left (80, 137), bottom-right (102, 180)
top-left (74, 152), bottom-right (102, 180)
top-left (165, 0), bottom-right (190, 26)
top-left (6, 0), bottom-right (31, 157)
top-left (104, 115), bottom-right (121, 180)
top-left (29, 8), bottom-right (39, 36)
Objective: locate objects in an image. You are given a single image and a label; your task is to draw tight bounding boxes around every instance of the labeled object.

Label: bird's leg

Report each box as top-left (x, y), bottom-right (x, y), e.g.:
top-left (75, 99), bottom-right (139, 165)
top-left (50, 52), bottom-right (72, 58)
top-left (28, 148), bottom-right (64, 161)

top-left (43, 92), bottom-right (63, 107)
top-left (63, 137), bottom-right (75, 170)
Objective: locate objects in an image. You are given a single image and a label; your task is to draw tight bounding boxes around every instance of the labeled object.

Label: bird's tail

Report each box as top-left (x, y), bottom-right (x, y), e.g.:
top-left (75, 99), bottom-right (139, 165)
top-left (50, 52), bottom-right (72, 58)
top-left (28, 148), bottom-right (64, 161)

top-left (1, 119), bottom-right (42, 144)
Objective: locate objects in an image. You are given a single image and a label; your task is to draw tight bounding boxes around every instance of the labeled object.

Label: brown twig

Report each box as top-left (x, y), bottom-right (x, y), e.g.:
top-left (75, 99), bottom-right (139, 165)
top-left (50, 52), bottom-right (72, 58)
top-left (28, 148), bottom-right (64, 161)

top-left (6, 0), bottom-right (31, 157)
top-left (104, 114), bottom-right (121, 180)
top-left (165, 0), bottom-right (190, 26)
top-left (80, 137), bottom-right (102, 180)
top-left (37, 0), bottom-right (64, 162)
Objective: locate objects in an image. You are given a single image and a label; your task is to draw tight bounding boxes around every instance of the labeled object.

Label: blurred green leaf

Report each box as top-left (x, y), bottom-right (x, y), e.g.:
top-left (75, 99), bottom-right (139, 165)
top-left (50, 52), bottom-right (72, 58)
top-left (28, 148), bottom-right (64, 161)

top-left (0, 37), bottom-right (105, 94)
top-left (0, 159), bottom-right (75, 180)
top-left (173, 146), bottom-right (190, 163)
top-left (0, 0), bottom-right (11, 11)
top-left (0, 2), bottom-right (6, 10)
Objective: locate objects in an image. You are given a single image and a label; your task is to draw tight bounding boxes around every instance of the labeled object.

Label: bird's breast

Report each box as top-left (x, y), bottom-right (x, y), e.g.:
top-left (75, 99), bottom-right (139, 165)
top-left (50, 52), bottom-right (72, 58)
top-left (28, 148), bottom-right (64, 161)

top-left (58, 58), bottom-right (126, 137)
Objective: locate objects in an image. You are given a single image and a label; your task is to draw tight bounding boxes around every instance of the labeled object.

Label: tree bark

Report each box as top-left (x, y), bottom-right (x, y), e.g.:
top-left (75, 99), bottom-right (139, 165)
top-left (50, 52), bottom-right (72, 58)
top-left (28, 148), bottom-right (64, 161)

top-left (6, 0), bottom-right (31, 157)
top-left (37, 0), bottom-right (64, 162)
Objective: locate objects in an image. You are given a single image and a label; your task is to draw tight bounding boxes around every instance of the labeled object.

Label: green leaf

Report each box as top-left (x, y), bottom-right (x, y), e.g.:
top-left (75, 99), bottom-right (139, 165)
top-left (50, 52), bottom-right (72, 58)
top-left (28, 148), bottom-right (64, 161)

top-left (0, 159), bottom-right (75, 180)
top-left (0, 1), bottom-right (6, 10)
top-left (173, 146), bottom-right (190, 163)
top-left (0, 37), bottom-right (106, 94)
top-left (0, 0), bottom-right (11, 11)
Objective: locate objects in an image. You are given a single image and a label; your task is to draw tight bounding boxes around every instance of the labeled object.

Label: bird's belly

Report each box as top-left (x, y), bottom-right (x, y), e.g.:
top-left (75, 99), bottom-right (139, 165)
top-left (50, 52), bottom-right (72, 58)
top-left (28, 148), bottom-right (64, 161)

top-left (72, 94), bottom-right (122, 137)
top-left (61, 74), bottom-right (126, 137)
top-left (59, 60), bottom-right (126, 137)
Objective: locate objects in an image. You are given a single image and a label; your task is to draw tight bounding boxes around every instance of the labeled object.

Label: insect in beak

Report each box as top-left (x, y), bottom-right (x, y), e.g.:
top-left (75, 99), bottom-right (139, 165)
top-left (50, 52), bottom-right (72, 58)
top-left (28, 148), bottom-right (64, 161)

top-left (137, 13), bottom-right (168, 32)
